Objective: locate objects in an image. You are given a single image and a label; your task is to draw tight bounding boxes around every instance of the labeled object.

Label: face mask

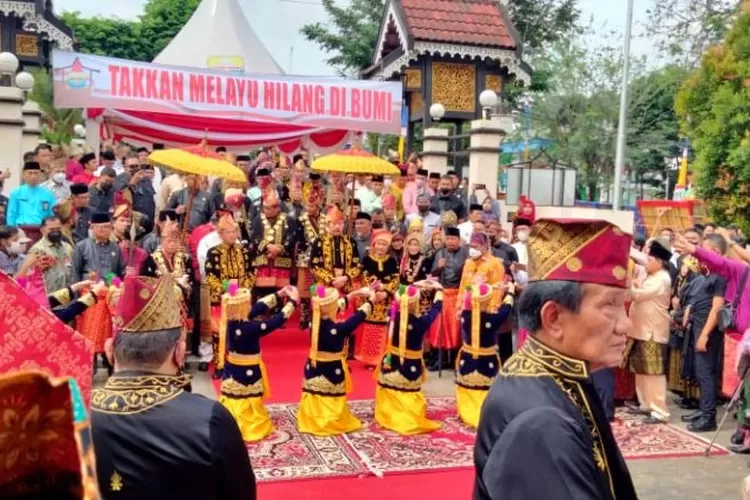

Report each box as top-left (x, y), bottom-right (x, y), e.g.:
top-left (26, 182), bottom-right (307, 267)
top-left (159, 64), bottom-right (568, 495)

top-left (47, 230), bottom-right (62, 243)
top-left (101, 183), bottom-right (112, 191)
top-left (469, 248), bottom-right (482, 259)
top-left (440, 188), bottom-right (451, 195)
top-left (8, 241), bottom-right (24, 255)
top-left (372, 221), bottom-right (384, 229)
top-left (53, 173), bottom-right (66, 184)
top-left (500, 237), bottom-right (510, 244)
top-left (517, 231), bottom-right (529, 242)
top-left (417, 180), bottom-right (425, 189)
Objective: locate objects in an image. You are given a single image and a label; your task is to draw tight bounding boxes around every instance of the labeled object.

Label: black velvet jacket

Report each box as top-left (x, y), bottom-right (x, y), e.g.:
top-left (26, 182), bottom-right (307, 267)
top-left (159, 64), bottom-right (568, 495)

top-left (474, 336), bottom-right (638, 500)
top-left (91, 371), bottom-right (256, 500)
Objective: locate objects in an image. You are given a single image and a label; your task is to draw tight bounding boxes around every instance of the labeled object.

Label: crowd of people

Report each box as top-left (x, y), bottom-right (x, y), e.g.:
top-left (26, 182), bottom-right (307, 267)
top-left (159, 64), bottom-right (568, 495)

top-left (2, 141), bottom-right (750, 499)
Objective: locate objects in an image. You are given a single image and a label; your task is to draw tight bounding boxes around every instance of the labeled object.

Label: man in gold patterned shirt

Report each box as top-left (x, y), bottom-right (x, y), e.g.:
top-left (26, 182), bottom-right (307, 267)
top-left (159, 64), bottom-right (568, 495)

top-left (310, 205), bottom-right (361, 295)
top-left (205, 214), bottom-right (254, 379)
top-left (250, 188), bottom-right (297, 302)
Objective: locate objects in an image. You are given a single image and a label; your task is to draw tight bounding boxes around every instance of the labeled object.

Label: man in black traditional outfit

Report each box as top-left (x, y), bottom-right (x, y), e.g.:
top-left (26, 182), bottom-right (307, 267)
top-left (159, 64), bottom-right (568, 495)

top-left (474, 218), bottom-right (638, 500)
top-left (92, 274), bottom-right (256, 499)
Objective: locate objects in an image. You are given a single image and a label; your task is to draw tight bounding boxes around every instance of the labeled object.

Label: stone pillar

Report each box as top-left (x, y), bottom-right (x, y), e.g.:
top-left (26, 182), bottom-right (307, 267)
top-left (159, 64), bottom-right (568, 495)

top-left (85, 117), bottom-right (100, 158)
top-left (21, 100), bottom-right (42, 158)
top-left (0, 87), bottom-right (26, 193)
top-left (421, 127), bottom-right (449, 176)
top-left (468, 116), bottom-right (508, 196)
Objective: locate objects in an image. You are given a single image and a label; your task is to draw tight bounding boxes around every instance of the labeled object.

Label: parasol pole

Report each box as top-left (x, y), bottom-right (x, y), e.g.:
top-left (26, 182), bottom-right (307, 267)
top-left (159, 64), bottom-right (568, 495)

top-left (347, 176), bottom-right (355, 239)
top-left (181, 189), bottom-right (196, 242)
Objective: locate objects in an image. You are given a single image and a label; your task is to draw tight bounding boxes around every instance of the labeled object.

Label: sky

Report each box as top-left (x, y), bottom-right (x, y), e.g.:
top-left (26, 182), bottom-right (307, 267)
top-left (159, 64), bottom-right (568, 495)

top-left (54, 0), bottom-right (654, 77)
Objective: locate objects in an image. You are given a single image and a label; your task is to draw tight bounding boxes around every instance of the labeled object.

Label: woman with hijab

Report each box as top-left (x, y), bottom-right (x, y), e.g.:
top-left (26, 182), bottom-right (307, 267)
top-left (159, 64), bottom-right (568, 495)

top-left (354, 229), bottom-right (400, 367)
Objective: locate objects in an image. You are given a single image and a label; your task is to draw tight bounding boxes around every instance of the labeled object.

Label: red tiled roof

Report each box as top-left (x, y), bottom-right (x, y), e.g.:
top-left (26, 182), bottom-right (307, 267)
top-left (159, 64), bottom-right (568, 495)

top-left (399, 0), bottom-right (516, 48)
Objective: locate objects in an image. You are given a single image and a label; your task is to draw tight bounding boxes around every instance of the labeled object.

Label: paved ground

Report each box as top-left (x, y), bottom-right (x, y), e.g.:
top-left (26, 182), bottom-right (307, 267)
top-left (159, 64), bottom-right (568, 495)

top-left (95, 363), bottom-right (748, 499)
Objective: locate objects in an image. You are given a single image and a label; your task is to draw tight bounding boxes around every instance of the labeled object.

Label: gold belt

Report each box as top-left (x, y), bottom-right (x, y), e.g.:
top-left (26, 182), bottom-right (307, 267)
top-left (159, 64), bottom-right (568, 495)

top-left (226, 352), bottom-right (261, 366)
top-left (387, 346), bottom-right (423, 360)
top-left (461, 345), bottom-right (497, 357)
top-left (310, 350), bottom-right (346, 362)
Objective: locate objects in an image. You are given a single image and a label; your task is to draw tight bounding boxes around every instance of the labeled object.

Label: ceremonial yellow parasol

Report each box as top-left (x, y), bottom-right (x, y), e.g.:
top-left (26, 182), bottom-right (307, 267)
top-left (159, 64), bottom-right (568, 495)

top-left (311, 148), bottom-right (401, 175)
top-left (147, 140), bottom-right (247, 183)
top-left (312, 148), bottom-right (400, 237)
top-left (147, 140), bottom-right (247, 237)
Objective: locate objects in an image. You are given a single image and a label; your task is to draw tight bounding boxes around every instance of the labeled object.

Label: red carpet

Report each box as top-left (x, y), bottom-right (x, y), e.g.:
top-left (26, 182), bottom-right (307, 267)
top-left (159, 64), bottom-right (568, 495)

top-left (212, 323), bottom-right (378, 403)
top-left (258, 470), bottom-right (473, 500)
top-left (213, 320), bottom-right (730, 499)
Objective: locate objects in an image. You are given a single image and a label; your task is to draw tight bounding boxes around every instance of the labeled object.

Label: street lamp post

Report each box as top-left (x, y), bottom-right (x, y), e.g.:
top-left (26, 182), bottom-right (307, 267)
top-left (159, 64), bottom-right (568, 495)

top-left (479, 89), bottom-right (498, 120)
top-left (613, 0), bottom-right (635, 210)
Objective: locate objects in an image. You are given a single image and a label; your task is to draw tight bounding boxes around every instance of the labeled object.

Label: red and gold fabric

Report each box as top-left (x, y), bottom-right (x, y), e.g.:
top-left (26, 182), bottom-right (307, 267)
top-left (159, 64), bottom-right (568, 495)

top-left (0, 371), bottom-right (100, 498)
top-left (0, 273), bottom-right (94, 404)
top-left (111, 276), bottom-right (183, 334)
top-left (428, 288), bottom-right (461, 349)
top-left (76, 296), bottom-right (113, 353)
top-left (354, 253), bottom-right (399, 366)
top-left (527, 218), bottom-right (632, 288)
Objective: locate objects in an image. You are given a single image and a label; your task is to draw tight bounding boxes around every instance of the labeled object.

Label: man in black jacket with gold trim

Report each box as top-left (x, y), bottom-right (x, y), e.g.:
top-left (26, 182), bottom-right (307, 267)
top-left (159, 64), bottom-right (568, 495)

top-left (474, 218), bottom-right (639, 500)
top-left (91, 274), bottom-right (256, 499)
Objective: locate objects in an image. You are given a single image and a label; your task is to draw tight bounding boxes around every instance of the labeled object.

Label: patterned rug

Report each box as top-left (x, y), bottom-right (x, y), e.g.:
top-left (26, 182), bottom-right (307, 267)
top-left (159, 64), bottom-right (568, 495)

top-left (248, 396), bottom-right (730, 483)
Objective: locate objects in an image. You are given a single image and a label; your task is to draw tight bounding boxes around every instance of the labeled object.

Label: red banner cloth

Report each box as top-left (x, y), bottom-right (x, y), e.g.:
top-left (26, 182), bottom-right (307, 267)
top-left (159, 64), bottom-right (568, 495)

top-left (0, 272), bottom-right (94, 404)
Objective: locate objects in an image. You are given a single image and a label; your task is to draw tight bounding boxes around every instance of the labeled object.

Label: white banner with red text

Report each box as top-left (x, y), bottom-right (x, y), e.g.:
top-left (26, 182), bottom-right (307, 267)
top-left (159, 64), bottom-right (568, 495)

top-left (52, 50), bottom-right (402, 135)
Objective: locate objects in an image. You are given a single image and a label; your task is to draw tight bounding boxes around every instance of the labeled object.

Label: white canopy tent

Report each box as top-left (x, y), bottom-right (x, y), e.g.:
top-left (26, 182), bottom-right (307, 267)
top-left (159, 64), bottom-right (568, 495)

top-left (153, 0), bottom-right (284, 75)
top-left (86, 0), bottom-right (354, 153)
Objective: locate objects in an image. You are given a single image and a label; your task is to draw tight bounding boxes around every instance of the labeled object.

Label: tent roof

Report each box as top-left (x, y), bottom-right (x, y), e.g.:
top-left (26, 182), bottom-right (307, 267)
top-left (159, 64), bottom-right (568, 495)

top-left (153, 0), bottom-right (283, 75)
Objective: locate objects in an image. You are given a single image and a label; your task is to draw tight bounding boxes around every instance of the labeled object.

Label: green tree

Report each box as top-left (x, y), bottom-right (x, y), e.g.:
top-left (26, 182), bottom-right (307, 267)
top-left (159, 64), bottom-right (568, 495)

top-left (60, 12), bottom-right (146, 61)
top-left (507, 0), bottom-right (580, 50)
top-left (526, 32), bottom-right (623, 200)
top-left (643, 0), bottom-right (737, 65)
top-left (300, 0), bottom-right (384, 75)
top-left (138, 0), bottom-right (201, 61)
top-left (301, 0), bottom-right (581, 75)
top-left (61, 0), bottom-right (200, 62)
top-left (676, 1), bottom-right (750, 231)
top-left (28, 68), bottom-right (82, 145)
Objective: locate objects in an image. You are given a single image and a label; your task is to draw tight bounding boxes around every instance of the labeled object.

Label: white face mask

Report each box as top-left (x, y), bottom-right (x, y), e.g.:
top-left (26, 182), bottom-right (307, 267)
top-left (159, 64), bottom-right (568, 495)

top-left (517, 231), bottom-right (529, 242)
top-left (8, 240), bottom-right (24, 255)
top-left (52, 172), bottom-right (66, 184)
top-left (500, 237), bottom-right (510, 244)
top-left (469, 248), bottom-right (482, 259)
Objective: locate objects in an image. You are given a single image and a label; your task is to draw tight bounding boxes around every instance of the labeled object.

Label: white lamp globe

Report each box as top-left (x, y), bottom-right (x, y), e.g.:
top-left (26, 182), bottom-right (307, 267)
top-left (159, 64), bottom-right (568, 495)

top-left (15, 71), bottom-right (34, 91)
top-left (429, 103), bottom-right (445, 121)
top-left (74, 124), bottom-right (86, 137)
top-left (0, 52), bottom-right (19, 75)
top-left (479, 89), bottom-right (498, 108)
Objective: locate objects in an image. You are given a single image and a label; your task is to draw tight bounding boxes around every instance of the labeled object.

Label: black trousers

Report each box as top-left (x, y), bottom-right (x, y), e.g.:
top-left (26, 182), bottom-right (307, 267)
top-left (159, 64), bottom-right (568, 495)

top-left (592, 368), bottom-right (616, 421)
top-left (190, 279), bottom-right (201, 356)
top-left (694, 329), bottom-right (723, 420)
top-left (498, 331), bottom-right (514, 364)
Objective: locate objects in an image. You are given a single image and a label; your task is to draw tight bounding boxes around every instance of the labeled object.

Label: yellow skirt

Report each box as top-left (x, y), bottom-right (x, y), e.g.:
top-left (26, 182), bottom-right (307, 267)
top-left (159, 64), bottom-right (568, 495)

top-left (219, 395), bottom-right (274, 442)
top-left (456, 385), bottom-right (488, 429)
top-left (296, 392), bottom-right (362, 436)
top-left (374, 386), bottom-right (441, 436)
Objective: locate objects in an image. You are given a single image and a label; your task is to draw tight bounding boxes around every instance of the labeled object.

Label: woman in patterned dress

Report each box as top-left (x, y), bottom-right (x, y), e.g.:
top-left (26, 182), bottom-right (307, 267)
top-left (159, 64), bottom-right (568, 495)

top-left (354, 229), bottom-right (400, 367)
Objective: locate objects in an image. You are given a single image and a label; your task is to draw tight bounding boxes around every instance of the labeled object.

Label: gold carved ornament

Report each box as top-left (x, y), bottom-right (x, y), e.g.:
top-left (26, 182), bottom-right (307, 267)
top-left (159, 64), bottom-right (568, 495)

top-left (410, 91), bottom-right (424, 115)
top-left (405, 69), bottom-right (422, 90)
top-left (485, 74), bottom-right (503, 93)
top-left (432, 62), bottom-right (476, 113)
top-left (15, 34), bottom-right (38, 58)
